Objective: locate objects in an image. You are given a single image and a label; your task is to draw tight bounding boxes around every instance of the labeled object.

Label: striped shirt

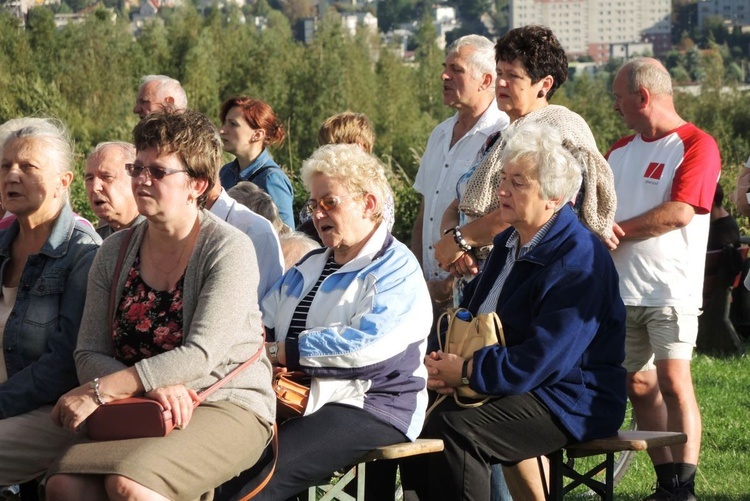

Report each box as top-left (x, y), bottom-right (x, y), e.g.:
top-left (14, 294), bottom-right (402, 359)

top-left (478, 213), bottom-right (559, 314)
top-left (287, 254), bottom-right (342, 339)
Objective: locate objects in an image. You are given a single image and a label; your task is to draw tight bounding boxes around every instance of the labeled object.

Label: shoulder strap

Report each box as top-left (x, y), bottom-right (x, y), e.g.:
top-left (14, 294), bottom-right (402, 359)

top-left (108, 226), bottom-right (137, 331)
top-left (237, 422), bottom-right (279, 500)
top-left (108, 224), bottom-right (266, 404)
top-left (195, 330), bottom-right (266, 403)
top-left (246, 165), bottom-right (276, 183)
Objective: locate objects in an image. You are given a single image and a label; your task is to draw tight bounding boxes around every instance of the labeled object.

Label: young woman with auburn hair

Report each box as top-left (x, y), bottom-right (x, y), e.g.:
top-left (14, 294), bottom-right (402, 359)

top-left (218, 97), bottom-right (295, 229)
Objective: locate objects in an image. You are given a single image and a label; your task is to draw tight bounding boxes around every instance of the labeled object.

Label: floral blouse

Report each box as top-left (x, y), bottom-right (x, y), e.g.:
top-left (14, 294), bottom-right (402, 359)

top-left (112, 254), bottom-right (185, 365)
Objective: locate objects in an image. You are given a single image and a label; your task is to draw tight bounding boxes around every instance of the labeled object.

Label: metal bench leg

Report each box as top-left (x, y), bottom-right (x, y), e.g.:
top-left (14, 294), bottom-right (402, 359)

top-left (547, 450), bottom-right (565, 501)
top-left (356, 461), bottom-right (366, 500)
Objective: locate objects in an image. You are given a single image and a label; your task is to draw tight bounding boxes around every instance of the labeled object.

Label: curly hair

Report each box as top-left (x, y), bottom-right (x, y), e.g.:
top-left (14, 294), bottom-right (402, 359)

top-left (300, 144), bottom-right (391, 223)
top-left (495, 25), bottom-right (568, 100)
top-left (132, 109), bottom-right (221, 207)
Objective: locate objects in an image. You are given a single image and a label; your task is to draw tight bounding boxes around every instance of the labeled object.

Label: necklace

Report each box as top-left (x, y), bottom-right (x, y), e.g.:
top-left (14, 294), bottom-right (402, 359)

top-left (145, 220), bottom-right (196, 282)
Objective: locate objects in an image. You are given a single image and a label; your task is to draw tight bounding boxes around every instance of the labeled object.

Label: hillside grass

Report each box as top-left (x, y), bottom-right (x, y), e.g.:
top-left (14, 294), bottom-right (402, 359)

top-left (567, 344), bottom-right (750, 500)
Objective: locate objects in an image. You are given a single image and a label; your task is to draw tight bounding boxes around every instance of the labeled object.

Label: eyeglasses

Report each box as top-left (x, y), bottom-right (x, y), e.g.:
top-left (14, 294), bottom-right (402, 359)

top-left (125, 163), bottom-right (188, 180)
top-left (303, 194), bottom-right (358, 216)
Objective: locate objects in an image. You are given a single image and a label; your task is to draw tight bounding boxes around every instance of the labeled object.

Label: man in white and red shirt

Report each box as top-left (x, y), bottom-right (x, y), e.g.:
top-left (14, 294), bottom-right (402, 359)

top-left (606, 58), bottom-right (720, 501)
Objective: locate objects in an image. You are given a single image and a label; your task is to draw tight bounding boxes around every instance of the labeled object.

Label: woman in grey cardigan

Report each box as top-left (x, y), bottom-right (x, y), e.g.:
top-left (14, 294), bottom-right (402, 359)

top-left (47, 110), bottom-right (275, 501)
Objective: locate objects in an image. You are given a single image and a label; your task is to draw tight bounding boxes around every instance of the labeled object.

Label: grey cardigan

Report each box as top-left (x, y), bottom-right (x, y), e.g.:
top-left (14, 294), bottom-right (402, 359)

top-left (74, 210), bottom-right (275, 425)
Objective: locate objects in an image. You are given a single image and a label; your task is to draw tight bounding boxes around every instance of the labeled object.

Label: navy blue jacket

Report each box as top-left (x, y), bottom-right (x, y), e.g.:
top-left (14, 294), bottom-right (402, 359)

top-left (463, 205), bottom-right (626, 441)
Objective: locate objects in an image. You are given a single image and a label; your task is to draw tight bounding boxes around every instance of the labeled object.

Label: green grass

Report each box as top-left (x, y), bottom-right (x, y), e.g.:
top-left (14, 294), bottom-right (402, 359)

top-left (567, 345), bottom-right (750, 500)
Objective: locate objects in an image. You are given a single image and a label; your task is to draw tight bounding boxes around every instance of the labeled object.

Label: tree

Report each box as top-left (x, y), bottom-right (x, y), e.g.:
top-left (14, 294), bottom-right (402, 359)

top-left (670, 65), bottom-right (691, 84)
top-left (412, 10), bottom-right (448, 122)
top-left (376, 0), bottom-right (416, 33)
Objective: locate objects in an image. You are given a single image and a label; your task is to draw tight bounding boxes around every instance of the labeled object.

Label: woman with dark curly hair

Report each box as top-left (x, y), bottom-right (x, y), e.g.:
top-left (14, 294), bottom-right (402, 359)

top-left (434, 25), bottom-right (618, 294)
top-left (219, 96), bottom-right (295, 228)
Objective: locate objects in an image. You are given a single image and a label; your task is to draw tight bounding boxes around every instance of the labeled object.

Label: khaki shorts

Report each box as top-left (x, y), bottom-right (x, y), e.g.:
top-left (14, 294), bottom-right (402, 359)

top-left (0, 406), bottom-right (76, 486)
top-left (623, 306), bottom-right (698, 373)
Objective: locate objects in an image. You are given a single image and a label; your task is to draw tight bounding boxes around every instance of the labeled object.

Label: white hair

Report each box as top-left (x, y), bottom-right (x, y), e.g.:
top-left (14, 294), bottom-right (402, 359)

top-left (500, 122), bottom-right (582, 211)
top-left (300, 144), bottom-right (392, 224)
top-left (88, 141), bottom-right (136, 164)
top-left (0, 117), bottom-right (74, 174)
top-left (446, 35), bottom-right (496, 85)
top-left (618, 58), bottom-right (673, 96)
top-left (139, 74), bottom-right (188, 110)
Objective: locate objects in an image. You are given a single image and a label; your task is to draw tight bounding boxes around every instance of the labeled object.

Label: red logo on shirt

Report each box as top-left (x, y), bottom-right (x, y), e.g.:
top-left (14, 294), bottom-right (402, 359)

top-left (644, 162), bottom-right (665, 180)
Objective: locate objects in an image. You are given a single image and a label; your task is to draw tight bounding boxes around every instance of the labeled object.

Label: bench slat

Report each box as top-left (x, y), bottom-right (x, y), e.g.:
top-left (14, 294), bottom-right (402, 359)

top-left (358, 438), bottom-right (444, 462)
top-left (567, 431), bottom-right (686, 454)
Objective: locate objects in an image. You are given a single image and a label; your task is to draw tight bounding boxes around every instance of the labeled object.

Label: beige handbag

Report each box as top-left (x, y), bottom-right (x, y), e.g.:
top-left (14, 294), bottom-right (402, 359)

top-left (435, 308), bottom-right (506, 408)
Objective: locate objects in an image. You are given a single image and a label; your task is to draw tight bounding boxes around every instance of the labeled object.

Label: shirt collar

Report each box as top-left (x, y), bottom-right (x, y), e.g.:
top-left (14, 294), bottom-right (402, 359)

top-left (505, 212), bottom-right (560, 260)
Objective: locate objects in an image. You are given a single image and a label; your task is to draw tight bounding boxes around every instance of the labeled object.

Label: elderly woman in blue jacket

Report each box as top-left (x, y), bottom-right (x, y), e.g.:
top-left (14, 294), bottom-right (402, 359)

top-left (222, 144), bottom-right (432, 500)
top-left (0, 118), bottom-right (101, 486)
top-left (410, 122), bottom-right (627, 500)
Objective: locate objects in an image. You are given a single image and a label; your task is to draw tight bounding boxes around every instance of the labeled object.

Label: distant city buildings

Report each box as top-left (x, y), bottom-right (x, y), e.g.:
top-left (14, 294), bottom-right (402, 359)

top-left (509, 0), bottom-right (671, 63)
top-left (4, 0), bottom-right (58, 18)
top-left (697, 0), bottom-right (750, 30)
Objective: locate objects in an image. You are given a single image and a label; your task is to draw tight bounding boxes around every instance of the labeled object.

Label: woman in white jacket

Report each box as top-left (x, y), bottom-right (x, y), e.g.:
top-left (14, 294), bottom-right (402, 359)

top-left (223, 144), bottom-right (432, 501)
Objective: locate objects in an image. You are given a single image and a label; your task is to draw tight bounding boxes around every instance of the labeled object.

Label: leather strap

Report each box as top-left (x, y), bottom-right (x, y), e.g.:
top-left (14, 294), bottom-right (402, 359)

top-left (108, 226), bottom-right (137, 329)
top-left (237, 422), bottom-right (278, 500)
top-left (107, 225), bottom-right (265, 403)
top-left (196, 330), bottom-right (265, 403)
top-left (105, 224), bottom-right (277, 496)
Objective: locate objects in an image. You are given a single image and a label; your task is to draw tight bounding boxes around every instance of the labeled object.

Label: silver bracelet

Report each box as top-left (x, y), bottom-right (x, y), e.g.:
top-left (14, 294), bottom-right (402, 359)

top-left (452, 226), bottom-right (472, 253)
top-left (90, 378), bottom-right (105, 406)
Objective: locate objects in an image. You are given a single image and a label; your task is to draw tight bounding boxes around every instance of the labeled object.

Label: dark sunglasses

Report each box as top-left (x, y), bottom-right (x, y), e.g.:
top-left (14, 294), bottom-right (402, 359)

top-left (125, 163), bottom-right (188, 180)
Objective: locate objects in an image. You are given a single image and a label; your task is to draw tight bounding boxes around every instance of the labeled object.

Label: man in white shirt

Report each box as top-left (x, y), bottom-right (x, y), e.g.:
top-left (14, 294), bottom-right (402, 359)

top-left (204, 180), bottom-right (284, 301)
top-left (411, 35), bottom-right (508, 309)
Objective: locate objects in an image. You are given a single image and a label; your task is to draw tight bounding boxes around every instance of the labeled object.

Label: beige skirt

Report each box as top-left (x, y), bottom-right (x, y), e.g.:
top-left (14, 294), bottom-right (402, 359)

top-left (48, 401), bottom-right (271, 501)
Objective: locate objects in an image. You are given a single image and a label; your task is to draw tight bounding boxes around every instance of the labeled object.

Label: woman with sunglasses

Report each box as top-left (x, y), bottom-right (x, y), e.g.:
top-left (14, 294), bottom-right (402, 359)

top-left (219, 144), bottom-right (432, 501)
top-left (46, 110), bottom-right (275, 501)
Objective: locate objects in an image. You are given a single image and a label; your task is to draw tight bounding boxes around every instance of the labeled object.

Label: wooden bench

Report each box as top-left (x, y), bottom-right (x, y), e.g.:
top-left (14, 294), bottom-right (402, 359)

top-left (547, 430), bottom-right (687, 501)
top-left (305, 438), bottom-right (444, 501)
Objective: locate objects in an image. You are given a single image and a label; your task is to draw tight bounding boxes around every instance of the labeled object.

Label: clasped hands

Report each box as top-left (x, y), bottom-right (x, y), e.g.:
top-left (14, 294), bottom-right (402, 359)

top-left (51, 382), bottom-right (198, 432)
top-left (433, 232), bottom-right (479, 277)
top-left (425, 350), bottom-right (468, 395)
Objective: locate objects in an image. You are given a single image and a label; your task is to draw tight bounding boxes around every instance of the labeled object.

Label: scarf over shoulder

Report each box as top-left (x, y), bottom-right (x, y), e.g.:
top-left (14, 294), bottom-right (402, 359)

top-left (458, 105), bottom-right (616, 240)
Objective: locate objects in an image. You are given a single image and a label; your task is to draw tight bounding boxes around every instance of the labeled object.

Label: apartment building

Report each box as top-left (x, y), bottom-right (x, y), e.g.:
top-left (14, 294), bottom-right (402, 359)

top-left (509, 0), bottom-right (671, 63)
top-left (697, 0), bottom-right (750, 29)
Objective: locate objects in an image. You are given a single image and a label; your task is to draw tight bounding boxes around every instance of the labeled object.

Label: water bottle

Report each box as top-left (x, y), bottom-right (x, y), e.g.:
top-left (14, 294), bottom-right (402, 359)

top-left (456, 310), bottom-right (471, 321)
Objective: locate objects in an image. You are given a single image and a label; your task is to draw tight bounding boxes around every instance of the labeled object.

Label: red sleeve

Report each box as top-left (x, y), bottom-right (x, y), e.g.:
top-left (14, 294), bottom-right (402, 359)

top-left (670, 125), bottom-right (721, 215)
top-left (605, 134), bottom-right (636, 160)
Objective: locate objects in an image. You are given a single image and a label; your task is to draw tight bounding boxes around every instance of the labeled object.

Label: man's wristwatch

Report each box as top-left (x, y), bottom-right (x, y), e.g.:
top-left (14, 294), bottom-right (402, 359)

top-left (267, 342), bottom-right (279, 365)
top-left (460, 359), bottom-right (471, 385)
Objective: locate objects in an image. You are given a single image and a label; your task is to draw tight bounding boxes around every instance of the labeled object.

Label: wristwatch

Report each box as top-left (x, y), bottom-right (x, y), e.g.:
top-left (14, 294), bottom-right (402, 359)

top-left (460, 359), bottom-right (471, 385)
top-left (267, 342), bottom-right (279, 365)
